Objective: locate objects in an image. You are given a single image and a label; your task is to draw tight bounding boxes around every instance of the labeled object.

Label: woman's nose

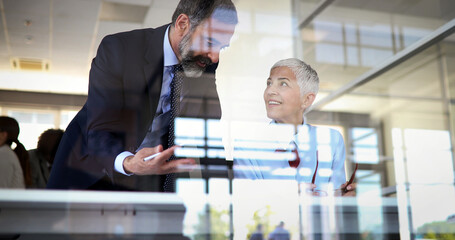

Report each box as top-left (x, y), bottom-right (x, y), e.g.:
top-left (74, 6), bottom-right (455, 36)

top-left (266, 86), bottom-right (277, 95)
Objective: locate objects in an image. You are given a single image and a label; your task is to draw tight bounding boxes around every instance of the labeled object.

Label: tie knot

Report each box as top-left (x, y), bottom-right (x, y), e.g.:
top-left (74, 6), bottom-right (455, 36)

top-left (172, 64), bottom-right (183, 74)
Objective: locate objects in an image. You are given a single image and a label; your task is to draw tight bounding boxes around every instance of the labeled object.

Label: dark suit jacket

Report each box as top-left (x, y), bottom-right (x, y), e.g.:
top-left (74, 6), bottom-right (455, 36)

top-left (47, 24), bottom-right (221, 190)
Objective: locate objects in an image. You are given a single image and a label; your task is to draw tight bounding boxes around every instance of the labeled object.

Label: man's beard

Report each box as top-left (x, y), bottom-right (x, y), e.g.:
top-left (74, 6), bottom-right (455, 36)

top-left (179, 32), bottom-right (213, 78)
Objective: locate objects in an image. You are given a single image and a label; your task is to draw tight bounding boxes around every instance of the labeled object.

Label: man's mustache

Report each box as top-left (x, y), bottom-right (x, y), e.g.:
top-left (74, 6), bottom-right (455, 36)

top-left (194, 55), bottom-right (212, 66)
top-left (183, 52), bottom-right (212, 67)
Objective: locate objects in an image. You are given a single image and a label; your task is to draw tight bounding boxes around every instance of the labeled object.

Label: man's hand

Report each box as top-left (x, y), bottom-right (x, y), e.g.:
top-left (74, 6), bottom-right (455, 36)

top-left (335, 182), bottom-right (357, 197)
top-left (123, 145), bottom-right (196, 175)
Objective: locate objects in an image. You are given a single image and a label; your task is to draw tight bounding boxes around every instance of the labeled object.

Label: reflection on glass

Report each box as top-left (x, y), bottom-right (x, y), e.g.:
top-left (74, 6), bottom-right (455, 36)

top-left (176, 179), bottom-right (207, 239)
top-left (60, 110), bottom-right (78, 129)
top-left (314, 21), bottom-right (343, 43)
top-left (315, 43), bottom-right (344, 65)
top-left (233, 179), bottom-right (299, 240)
top-left (359, 24), bottom-right (393, 48)
top-left (233, 121), bottom-right (346, 194)
top-left (174, 117), bottom-right (226, 159)
top-left (8, 111), bottom-right (54, 149)
top-left (402, 27), bottom-right (432, 48)
top-left (360, 47), bottom-right (393, 67)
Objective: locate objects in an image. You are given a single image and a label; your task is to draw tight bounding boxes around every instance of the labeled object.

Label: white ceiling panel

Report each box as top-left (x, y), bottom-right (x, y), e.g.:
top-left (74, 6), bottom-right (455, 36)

top-left (0, 55), bottom-right (10, 68)
top-left (4, 13), bottom-right (49, 33)
top-left (53, 0), bottom-right (101, 20)
top-left (10, 47), bottom-right (49, 59)
top-left (0, 28), bottom-right (8, 55)
top-left (9, 32), bottom-right (49, 51)
top-left (51, 59), bottom-right (89, 72)
top-left (105, 0), bottom-right (152, 6)
top-left (52, 52), bottom-right (90, 66)
top-left (3, 0), bottom-right (50, 15)
top-left (8, 30), bottom-right (49, 47)
top-left (144, 8), bottom-right (175, 28)
top-left (53, 16), bottom-right (98, 35)
top-left (96, 20), bottom-right (142, 39)
top-left (52, 33), bottom-right (92, 52)
top-left (151, 0), bottom-right (179, 9)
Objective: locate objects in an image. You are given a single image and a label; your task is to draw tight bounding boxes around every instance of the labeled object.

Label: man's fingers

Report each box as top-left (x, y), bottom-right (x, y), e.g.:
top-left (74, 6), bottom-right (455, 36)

top-left (153, 145), bottom-right (179, 162)
top-left (136, 145), bottom-right (163, 159)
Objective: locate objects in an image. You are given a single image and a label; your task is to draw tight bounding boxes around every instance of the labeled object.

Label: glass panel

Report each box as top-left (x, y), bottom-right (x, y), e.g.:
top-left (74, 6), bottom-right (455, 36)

top-left (8, 110), bottom-right (55, 150)
top-left (208, 178), bottom-right (231, 239)
top-left (232, 179), bottom-right (300, 239)
top-left (176, 179), bottom-right (207, 239)
top-left (0, 0), bottom-right (455, 239)
top-left (318, 30), bottom-right (455, 238)
top-left (60, 110), bottom-right (78, 129)
top-left (298, 0), bottom-right (455, 94)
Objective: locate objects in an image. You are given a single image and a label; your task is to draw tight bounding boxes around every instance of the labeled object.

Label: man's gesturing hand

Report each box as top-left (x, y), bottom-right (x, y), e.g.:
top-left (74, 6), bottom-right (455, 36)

top-left (123, 145), bottom-right (196, 175)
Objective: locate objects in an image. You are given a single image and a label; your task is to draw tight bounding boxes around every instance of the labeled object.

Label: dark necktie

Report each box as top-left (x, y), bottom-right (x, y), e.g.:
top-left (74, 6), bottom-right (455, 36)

top-left (163, 64), bottom-right (184, 192)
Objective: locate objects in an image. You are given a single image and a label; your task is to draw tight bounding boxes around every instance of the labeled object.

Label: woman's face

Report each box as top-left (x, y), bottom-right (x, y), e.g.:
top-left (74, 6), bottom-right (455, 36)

top-left (263, 66), bottom-right (306, 125)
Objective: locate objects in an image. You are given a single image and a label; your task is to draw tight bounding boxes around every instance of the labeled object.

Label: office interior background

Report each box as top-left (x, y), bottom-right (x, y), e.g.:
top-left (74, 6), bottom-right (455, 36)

top-left (0, 0), bottom-right (454, 239)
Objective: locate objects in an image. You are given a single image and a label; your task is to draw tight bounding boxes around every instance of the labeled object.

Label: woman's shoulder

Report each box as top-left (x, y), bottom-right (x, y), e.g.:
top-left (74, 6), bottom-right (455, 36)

top-left (308, 124), bottom-right (342, 135)
top-left (0, 145), bottom-right (20, 162)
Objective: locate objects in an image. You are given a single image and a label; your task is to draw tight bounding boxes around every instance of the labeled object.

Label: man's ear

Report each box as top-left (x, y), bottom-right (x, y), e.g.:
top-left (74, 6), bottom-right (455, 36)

top-left (174, 13), bottom-right (191, 36)
top-left (301, 92), bottom-right (316, 109)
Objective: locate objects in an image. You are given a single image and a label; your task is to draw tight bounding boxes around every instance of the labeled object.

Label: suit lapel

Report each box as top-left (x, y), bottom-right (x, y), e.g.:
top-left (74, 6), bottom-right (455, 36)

top-left (143, 24), bottom-right (168, 126)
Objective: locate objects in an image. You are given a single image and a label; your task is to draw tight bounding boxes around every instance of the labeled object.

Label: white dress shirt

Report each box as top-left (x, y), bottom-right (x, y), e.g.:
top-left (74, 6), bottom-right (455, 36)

top-left (233, 123), bottom-right (347, 191)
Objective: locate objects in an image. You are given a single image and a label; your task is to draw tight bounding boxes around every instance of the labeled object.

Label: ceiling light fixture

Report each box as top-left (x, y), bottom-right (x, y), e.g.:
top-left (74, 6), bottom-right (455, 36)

top-left (24, 19), bottom-right (32, 27)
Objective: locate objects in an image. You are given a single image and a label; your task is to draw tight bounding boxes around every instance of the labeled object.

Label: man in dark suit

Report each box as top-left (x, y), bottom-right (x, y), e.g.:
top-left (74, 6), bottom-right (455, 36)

top-left (47, 0), bottom-right (238, 191)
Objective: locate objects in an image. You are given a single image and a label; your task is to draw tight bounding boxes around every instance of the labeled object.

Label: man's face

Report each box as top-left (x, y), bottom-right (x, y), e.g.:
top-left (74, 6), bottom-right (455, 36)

top-left (263, 66), bottom-right (306, 125)
top-left (179, 17), bottom-right (235, 77)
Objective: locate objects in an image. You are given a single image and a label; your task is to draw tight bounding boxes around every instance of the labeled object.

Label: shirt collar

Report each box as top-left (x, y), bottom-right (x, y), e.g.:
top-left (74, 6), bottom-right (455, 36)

top-left (163, 25), bottom-right (179, 67)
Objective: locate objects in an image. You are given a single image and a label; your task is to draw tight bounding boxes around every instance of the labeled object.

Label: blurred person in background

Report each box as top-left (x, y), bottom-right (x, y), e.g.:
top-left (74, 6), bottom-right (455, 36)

top-left (268, 221), bottom-right (289, 240)
top-left (0, 116), bottom-right (30, 188)
top-left (28, 129), bottom-right (64, 188)
top-left (250, 224), bottom-right (264, 240)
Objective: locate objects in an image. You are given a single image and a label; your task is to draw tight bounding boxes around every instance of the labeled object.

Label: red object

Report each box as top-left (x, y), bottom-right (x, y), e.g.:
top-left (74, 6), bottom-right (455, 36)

top-left (312, 151), bottom-right (319, 184)
top-left (289, 142), bottom-right (301, 168)
top-left (343, 163), bottom-right (359, 193)
top-left (275, 141), bottom-right (301, 168)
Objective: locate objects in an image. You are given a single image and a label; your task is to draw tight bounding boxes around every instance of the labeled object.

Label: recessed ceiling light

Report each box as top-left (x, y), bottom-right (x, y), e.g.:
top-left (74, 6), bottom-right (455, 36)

top-left (25, 35), bottom-right (33, 44)
top-left (24, 19), bottom-right (32, 27)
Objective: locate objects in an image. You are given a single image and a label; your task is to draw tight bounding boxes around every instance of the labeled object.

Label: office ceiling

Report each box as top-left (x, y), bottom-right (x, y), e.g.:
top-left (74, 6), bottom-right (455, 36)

top-left (0, 0), bottom-right (178, 78)
top-left (2, 0), bottom-right (453, 79)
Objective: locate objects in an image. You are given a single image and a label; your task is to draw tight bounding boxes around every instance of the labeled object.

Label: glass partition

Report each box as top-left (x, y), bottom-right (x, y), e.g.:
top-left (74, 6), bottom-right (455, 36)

top-left (0, 0), bottom-right (454, 239)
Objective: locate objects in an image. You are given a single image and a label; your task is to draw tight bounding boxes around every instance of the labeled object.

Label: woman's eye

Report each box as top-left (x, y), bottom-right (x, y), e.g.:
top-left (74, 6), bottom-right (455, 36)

top-left (281, 82), bottom-right (288, 86)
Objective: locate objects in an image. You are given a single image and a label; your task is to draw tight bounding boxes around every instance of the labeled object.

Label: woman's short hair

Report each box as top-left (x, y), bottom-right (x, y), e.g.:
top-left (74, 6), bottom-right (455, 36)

top-left (271, 58), bottom-right (319, 96)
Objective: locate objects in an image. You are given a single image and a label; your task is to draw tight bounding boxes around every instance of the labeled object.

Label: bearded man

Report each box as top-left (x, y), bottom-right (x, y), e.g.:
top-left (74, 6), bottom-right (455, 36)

top-left (48, 0), bottom-right (238, 191)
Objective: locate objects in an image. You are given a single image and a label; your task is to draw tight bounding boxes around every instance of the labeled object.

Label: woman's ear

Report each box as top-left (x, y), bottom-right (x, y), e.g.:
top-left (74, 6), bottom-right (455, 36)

top-left (301, 92), bottom-right (316, 109)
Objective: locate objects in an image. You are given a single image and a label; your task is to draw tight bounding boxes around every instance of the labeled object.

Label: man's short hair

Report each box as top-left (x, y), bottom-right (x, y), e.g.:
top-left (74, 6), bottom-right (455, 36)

top-left (271, 58), bottom-right (319, 96)
top-left (171, 0), bottom-right (238, 30)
